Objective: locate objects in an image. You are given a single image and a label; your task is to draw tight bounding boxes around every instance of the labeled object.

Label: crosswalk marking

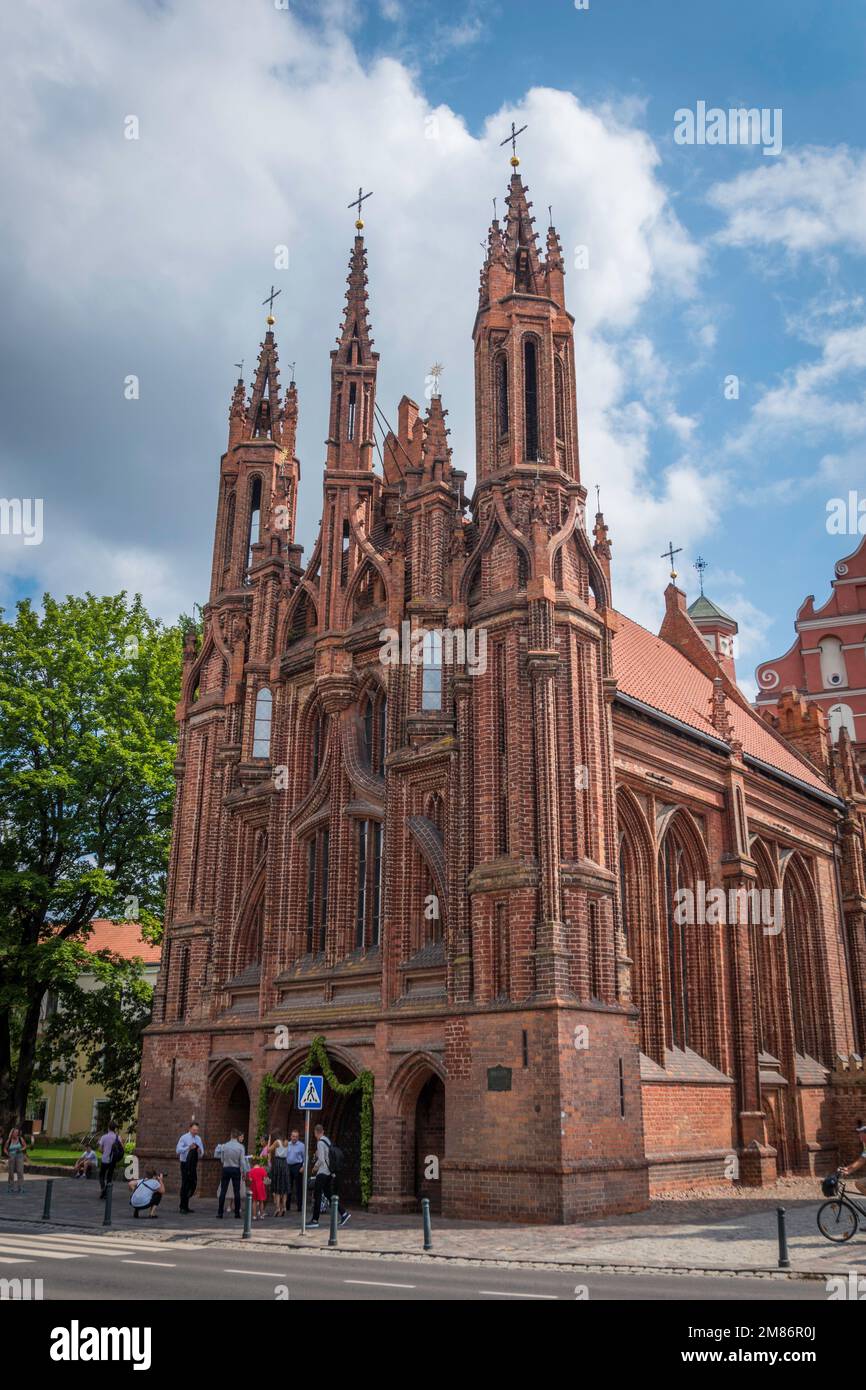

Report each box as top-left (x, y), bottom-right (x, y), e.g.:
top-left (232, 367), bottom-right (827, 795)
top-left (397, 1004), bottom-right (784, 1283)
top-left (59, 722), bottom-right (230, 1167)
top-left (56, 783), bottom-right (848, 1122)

top-left (0, 1256), bottom-right (34, 1265)
top-left (0, 1233), bottom-right (184, 1258)
top-left (121, 1259), bottom-right (177, 1268)
top-left (0, 1243), bottom-right (82, 1260)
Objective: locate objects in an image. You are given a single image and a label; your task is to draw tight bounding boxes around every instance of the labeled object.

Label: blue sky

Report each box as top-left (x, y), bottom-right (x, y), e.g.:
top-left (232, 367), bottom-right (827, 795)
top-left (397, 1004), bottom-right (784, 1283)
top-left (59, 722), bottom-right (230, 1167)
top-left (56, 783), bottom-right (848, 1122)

top-left (1, 0), bottom-right (865, 695)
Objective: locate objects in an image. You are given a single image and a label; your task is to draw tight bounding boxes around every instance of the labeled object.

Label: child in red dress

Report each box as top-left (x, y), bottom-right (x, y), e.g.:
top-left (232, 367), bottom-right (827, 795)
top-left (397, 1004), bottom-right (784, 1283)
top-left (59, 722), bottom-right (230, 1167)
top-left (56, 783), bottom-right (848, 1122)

top-left (247, 1161), bottom-right (269, 1220)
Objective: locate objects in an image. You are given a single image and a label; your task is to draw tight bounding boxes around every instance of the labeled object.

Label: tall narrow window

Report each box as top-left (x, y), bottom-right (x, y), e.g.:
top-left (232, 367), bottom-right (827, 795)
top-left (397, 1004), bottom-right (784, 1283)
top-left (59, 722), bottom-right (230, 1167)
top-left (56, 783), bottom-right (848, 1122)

top-left (340, 520), bottom-right (350, 586)
top-left (372, 821), bottom-right (383, 946)
top-left (493, 902), bottom-right (509, 999)
top-left (356, 819), bottom-right (368, 948)
top-left (305, 827), bottom-right (330, 956)
top-left (252, 688), bottom-right (272, 758)
top-left (496, 646), bottom-right (508, 854)
top-left (347, 382), bottom-right (357, 440)
top-left (223, 492), bottom-right (236, 572)
top-left (554, 357), bottom-right (565, 441)
top-left (306, 838), bottom-right (317, 954)
top-left (421, 629), bottom-right (443, 711)
top-left (247, 477), bottom-right (262, 570)
top-left (496, 354), bottom-right (509, 439)
top-left (377, 696), bottom-right (387, 775)
top-left (523, 338), bottom-right (539, 461)
top-left (662, 834), bottom-right (689, 1050)
top-left (363, 695), bottom-right (374, 767)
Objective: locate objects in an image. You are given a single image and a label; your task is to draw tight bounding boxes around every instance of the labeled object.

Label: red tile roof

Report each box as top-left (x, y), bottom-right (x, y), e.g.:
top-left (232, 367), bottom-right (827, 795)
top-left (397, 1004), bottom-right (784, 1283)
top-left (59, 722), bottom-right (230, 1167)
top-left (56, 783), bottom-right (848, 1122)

top-left (80, 920), bottom-right (162, 964)
top-left (611, 613), bottom-right (834, 798)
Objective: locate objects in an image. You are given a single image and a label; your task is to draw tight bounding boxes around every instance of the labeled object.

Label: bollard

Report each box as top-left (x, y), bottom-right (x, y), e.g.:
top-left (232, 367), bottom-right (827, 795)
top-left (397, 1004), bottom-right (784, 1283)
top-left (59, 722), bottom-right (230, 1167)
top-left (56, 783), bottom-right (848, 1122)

top-left (776, 1206), bottom-right (790, 1269)
top-left (422, 1197), bottom-right (432, 1251)
top-left (242, 1190), bottom-right (252, 1239)
top-left (103, 1182), bottom-right (113, 1227)
top-left (42, 1179), bottom-right (54, 1223)
top-left (328, 1192), bottom-right (339, 1248)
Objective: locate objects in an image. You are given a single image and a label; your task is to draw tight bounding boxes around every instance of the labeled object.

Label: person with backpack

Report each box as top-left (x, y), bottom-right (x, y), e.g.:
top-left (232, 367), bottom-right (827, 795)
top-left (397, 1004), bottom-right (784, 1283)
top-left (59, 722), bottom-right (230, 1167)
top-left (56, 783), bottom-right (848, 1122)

top-left (4, 1127), bottom-right (28, 1194)
top-left (307, 1123), bottom-right (350, 1229)
top-left (97, 1122), bottom-right (124, 1198)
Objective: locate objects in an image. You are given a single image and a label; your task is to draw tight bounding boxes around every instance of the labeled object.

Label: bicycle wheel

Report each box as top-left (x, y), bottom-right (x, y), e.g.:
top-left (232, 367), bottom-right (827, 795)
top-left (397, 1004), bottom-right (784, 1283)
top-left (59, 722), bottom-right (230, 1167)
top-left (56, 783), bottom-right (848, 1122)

top-left (817, 1199), bottom-right (858, 1242)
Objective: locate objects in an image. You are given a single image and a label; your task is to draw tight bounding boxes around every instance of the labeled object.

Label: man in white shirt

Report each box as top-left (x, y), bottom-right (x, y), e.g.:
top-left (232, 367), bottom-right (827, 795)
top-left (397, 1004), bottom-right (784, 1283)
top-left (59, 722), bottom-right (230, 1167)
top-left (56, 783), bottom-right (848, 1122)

top-left (175, 1122), bottom-right (204, 1214)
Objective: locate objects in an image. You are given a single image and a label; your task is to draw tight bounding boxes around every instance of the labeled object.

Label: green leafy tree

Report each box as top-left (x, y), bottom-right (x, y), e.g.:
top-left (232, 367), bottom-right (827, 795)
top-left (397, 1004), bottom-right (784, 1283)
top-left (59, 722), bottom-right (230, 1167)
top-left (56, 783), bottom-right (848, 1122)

top-left (0, 592), bottom-right (183, 1130)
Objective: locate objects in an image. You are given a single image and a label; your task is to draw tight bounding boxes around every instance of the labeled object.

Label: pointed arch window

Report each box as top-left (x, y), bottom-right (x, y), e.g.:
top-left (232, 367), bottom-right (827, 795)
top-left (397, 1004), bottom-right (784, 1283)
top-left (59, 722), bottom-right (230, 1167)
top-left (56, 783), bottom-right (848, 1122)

top-left (828, 703), bottom-right (855, 743)
top-left (355, 818), bottom-right (383, 949)
top-left (252, 688), bottom-right (272, 758)
top-left (523, 337), bottom-right (540, 461)
top-left (661, 830), bottom-right (692, 1051)
top-left (223, 491), bottom-right (236, 573)
top-left (361, 689), bottom-right (387, 774)
top-left (347, 382), bottom-right (357, 441)
top-left (176, 945), bottom-right (190, 1022)
top-left (305, 827), bottom-right (329, 956)
top-left (247, 476), bottom-right (262, 571)
top-left (340, 520), bottom-right (350, 586)
top-left (496, 353), bottom-right (509, 440)
top-left (554, 357), bottom-right (565, 442)
top-left (421, 629), bottom-right (443, 711)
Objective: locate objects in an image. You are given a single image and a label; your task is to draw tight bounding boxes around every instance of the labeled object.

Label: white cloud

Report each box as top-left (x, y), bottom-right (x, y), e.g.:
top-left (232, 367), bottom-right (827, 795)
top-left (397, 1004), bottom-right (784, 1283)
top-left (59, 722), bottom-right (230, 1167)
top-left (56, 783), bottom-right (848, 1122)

top-left (708, 146), bottom-right (866, 257)
top-left (0, 0), bottom-right (705, 631)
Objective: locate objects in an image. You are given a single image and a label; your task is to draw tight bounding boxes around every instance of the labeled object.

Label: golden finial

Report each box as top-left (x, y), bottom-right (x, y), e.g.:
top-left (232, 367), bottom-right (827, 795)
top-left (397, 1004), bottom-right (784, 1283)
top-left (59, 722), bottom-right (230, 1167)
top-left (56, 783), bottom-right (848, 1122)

top-left (501, 121), bottom-right (528, 169)
top-left (661, 540), bottom-right (683, 582)
top-left (262, 285), bottom-right (281, 327)
top-left (348, 187), bottom-right (373, 233)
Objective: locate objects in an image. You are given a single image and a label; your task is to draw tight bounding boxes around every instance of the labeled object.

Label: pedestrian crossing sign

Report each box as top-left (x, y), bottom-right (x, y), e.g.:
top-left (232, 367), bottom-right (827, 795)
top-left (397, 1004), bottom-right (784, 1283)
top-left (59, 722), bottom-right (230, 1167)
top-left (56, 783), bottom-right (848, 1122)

top-left (297, 1074), bottom-right (324, 1110)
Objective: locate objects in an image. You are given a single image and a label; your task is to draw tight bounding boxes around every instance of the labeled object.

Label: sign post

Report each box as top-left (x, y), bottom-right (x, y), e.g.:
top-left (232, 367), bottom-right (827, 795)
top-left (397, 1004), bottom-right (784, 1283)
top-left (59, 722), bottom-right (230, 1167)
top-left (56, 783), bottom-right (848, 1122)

top-left (297, 1074), bottom-right (323, 1235)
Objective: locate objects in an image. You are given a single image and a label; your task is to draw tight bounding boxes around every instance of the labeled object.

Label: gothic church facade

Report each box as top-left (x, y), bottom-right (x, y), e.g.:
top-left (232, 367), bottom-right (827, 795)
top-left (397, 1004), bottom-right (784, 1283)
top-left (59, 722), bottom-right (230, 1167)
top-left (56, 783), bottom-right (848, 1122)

top-left (138, 159), bottom-right (866, 1219)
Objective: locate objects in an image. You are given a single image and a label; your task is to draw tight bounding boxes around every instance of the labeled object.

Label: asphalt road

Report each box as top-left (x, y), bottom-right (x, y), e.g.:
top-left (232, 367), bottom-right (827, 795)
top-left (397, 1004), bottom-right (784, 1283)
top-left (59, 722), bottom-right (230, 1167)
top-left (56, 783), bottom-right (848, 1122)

top-left (0, 1227), bottom-right (831, 1300)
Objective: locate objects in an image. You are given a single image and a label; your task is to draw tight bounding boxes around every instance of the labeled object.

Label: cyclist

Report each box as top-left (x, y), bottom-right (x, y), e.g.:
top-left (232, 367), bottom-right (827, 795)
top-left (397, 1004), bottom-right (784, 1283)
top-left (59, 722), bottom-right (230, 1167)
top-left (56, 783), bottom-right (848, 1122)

top-left (840, 1120), bottom-right (866, 1193)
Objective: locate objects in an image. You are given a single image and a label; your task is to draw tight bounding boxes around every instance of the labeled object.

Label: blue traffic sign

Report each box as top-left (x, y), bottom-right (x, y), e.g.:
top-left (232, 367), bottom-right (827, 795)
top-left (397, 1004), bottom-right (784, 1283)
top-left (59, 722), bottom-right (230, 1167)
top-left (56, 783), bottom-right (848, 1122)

top-left (297, 1074), bottom-right (324, 1110)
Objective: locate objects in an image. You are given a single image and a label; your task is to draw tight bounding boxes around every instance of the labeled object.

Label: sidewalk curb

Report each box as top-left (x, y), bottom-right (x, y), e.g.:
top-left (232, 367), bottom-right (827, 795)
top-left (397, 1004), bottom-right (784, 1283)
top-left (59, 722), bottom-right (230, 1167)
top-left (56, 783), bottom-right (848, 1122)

top-left (0, 1213), bottom-right (851, 1282)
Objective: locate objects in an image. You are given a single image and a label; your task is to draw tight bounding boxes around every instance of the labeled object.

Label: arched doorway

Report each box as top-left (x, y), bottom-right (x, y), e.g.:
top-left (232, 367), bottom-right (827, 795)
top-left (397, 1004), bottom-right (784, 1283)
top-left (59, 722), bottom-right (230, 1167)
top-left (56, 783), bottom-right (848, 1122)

top-left (280, 1059), bottom-right (366, 1204)
top-left (414, 1074), bottom-right (445, 1214)
top-left (208, 1067), bottom-right (252, 1149)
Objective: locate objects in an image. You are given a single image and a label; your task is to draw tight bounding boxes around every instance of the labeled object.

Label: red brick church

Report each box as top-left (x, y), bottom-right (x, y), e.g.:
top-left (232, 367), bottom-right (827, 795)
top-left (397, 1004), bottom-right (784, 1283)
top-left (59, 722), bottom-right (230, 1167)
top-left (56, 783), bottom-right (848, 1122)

top-left (137, 155), bottom-right (866, 1221)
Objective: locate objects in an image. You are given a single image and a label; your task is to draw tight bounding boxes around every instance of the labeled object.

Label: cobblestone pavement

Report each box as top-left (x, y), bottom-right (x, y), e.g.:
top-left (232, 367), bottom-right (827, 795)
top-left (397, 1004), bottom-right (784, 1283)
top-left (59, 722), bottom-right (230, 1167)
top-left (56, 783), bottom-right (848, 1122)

top-left (5, 1173), bottom-right (866, 1278)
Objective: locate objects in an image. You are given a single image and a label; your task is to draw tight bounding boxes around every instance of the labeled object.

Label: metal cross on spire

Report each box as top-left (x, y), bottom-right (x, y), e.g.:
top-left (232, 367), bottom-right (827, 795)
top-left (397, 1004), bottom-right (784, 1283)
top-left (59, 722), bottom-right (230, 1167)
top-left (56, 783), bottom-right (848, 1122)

top-left (262, 286), bottom-right (281, 325)
top-left (234, 360), bottom-right (244, 376)
top-left (500, 121), bottom-right (528, 166)
top-left (693, 554), bottom-right (708, 596)
top-left (429, 362), bottom-right (444, 397)
top-left (661, 540), bottom-right (683, 581)
top-left (348, 186), bottom-right (373, 230)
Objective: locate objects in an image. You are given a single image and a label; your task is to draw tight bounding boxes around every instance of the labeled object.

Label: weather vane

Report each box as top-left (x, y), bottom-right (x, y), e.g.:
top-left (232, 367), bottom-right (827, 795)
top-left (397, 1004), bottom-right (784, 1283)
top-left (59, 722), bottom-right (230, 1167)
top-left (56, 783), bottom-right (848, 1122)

top-left (288, 360), bottom-right (296, 383)
top-left (348, 186), bottom-right (373, 230)
top-left (694, 555), bottom-right (708, 596)
top-left (429, 362), bottom-right (444, 397)
top-left (661, 540), bottom-right (683, 581)
top-left (234, 359), bottom-right (244, 376)
top-left (595, 484), bottom-right (601, 512)
top-left (262, 286), bottom-right (281, 326)
top-left (500, 120), bottom-right (528, 167)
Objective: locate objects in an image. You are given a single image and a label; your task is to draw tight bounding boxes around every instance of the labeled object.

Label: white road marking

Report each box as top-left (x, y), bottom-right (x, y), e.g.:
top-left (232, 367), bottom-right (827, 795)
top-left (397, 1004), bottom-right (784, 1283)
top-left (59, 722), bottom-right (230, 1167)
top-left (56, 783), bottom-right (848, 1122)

top-left (121, 1259), bottom-right (177, 1267)
top-left (0, 1243), bottom-right (81, 1260)
top-left (223, 1268), bottom-right (286, 1277)
top-left (478, 1289), bottom-right (558, 1299)
top-left (0, 1256), bottom-right (34, 1264)
top-left (344, 1279), bottom-right (417, 1289)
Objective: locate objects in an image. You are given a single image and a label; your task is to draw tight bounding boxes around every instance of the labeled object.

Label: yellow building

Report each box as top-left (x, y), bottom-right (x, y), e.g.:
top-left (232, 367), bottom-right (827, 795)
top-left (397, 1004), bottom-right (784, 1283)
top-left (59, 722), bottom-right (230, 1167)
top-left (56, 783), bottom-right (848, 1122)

top-left (37, 922), bottom-right (161, 1139)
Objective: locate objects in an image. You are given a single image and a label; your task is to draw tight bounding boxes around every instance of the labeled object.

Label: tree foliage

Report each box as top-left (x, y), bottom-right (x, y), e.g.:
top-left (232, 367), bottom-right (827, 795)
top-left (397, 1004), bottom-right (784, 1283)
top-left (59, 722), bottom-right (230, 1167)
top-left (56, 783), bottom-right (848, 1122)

top-left (0, 591), bottom-right (182, 1128)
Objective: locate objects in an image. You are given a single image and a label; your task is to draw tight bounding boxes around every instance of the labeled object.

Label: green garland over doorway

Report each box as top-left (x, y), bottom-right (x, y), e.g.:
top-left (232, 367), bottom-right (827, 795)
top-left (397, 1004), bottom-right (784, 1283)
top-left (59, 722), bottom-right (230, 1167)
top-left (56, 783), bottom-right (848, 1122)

top-left (255, 1035), bottom-right (374, 1206)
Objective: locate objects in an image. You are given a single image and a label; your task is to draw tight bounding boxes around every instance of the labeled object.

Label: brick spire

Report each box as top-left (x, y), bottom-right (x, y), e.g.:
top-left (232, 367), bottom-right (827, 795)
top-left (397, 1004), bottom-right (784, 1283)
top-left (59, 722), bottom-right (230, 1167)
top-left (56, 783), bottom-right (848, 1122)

top-left (335, 234), bottom-right (376, 368)
top-left (420, 393), bottom-right (452, 484)
top-left (248, 330), bottom-right (283, 443)
top-left (503, 171), bottom-right (543, 293)
top-left (327, 231), bottom-right (379, 472)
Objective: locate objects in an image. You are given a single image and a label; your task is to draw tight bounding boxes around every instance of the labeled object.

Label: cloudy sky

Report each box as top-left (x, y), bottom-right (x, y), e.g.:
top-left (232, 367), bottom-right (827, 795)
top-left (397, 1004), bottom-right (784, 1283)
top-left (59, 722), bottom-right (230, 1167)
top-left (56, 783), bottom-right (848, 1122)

top-left (2, 0), bottom-right (865, 697)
